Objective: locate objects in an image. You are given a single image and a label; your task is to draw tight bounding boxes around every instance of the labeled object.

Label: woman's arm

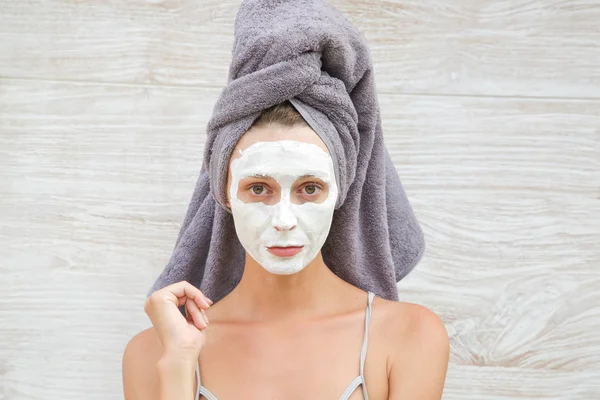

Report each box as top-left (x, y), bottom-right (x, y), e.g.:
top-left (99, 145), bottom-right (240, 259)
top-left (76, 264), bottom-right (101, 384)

top-left (122, 328), bottom-right (197, 400)
top-left (156, 354), bottom-right (197, 400)
top-left (387, 305), bottom-right (450, 400)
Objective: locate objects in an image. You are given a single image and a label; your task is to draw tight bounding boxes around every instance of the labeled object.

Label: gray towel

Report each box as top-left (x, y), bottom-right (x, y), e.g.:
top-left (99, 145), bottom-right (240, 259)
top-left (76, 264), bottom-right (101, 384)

top-left (147, 0), bottom-right (425, 302)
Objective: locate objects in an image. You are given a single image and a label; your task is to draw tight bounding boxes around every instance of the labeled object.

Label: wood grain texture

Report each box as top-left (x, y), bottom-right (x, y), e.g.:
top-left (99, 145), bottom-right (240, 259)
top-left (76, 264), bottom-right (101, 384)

top-left (1, 1), bottom-right (599, 399)
top-left (1, 0), bottom-right (599, 97)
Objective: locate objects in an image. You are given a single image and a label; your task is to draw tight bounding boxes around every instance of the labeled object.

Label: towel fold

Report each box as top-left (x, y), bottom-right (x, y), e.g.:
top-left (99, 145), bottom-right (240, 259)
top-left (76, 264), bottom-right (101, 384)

top-left (147, 0), bottom-right (425, 302)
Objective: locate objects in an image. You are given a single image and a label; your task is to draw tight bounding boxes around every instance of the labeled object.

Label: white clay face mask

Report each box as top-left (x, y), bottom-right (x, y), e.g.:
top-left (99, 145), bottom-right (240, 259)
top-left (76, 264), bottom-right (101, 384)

top-left (228, 140), bottom-right (338, 275)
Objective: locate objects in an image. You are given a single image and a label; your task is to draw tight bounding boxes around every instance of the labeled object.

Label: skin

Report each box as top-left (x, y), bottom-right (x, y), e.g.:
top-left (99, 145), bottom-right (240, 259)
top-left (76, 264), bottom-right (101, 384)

top-left (123, 123), bottom-right (450, 399)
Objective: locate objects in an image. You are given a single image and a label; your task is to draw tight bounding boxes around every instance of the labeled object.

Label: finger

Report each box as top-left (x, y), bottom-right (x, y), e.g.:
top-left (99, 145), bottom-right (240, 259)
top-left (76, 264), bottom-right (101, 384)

top-left (186, 298), bottom-right (207, 330)
top-left (178, 292), bottom-right (213, 309)
top-left (183, 300), bottom-right (194, 320)
top-left (183, 304), bottom-right (191, 321)
top-left (184, 291), bottom-right (213, 309)
top-left (186, 287), bottom-right (211, 310)
top-left (166, 281), bottom-right (211, 309)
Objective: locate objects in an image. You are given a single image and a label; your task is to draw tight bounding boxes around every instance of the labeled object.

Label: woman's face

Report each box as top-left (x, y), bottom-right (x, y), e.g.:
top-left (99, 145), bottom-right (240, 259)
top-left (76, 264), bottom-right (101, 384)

top-left (226, 124), bottom-right (338, 275)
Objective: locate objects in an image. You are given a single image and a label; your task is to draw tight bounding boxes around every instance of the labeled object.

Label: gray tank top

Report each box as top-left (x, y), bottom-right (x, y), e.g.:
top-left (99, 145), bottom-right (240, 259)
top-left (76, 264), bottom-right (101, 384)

top-left (194, 291), bottom-right (375, 400)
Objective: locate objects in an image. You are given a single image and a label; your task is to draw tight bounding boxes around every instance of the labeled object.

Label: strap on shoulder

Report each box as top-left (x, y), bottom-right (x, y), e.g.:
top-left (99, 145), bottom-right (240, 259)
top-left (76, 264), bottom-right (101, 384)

top-left (359, 291), bottom-right (375, 399)
top-left (195, 362), bottom-right (202, 400)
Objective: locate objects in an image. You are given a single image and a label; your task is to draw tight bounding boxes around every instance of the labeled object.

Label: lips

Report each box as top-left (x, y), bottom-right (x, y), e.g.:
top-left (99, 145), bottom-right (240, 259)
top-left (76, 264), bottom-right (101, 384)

top-left (266, 246), bottom-right (304, 257)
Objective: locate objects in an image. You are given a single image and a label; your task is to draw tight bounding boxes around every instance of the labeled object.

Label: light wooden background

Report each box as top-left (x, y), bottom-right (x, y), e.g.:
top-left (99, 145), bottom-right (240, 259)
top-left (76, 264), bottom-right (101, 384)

top-left (1, 1), bottom-right (599, 399)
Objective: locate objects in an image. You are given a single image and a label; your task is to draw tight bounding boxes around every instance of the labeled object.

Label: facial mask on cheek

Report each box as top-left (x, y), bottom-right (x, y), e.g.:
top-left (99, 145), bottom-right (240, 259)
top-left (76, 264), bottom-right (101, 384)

top-left (228, 140), bottom-right (338, 275)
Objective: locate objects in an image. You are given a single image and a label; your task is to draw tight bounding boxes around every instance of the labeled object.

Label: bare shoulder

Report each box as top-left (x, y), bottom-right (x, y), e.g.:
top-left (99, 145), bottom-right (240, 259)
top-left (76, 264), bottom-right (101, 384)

top-left (372, 297), bottom-right (450, 400)
top-left (374, 297), bottom-right (449, 350)
top-left (122, 327), bottom-right (163, 400)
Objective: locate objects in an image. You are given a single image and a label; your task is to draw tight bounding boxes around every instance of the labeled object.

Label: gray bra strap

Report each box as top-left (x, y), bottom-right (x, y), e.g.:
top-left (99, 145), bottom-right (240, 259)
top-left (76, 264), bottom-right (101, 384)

top-left (195, 362), bottom-right (201, 400)
top-left (359, 291), bottom-right (375, 399)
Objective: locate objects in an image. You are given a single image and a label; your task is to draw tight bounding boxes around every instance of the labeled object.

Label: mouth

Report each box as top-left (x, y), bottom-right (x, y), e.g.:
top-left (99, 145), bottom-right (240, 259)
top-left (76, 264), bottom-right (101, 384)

top-left (266, 245), bottom-right (304, 257)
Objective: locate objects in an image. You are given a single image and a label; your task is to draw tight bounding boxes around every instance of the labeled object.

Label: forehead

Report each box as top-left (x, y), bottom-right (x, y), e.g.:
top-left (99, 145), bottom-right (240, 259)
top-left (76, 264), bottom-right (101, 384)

top-left (230, 141), bottom-right (334, 180)
top-left (231, 123), bottom-right (330, 158)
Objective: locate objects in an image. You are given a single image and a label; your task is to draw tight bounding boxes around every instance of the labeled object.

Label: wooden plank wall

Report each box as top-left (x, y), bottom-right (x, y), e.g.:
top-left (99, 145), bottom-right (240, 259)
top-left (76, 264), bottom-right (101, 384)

top-left (0, 1), bottom-right (599, 399)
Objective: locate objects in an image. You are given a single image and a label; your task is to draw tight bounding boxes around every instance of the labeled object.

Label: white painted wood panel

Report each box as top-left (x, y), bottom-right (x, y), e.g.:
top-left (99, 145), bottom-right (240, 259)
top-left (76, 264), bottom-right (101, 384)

top-left (0, 1), bottom-right (599, 97)
top-left (1, 1), bottom-right (599, 399)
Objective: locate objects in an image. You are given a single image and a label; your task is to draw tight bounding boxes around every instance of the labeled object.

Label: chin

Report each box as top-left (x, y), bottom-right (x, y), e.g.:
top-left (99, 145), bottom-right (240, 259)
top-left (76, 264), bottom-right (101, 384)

top-left (265, 267), bottom-right (304, 275)
top-left (259, 252), bottom-right (308, 275)
top-left (267, 265), bottom-right (306, 275)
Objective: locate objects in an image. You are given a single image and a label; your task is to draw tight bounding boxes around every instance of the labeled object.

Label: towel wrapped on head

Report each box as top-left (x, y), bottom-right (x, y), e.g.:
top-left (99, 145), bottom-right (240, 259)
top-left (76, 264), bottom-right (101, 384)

top-left (147, 0), bottom-right (425, 302)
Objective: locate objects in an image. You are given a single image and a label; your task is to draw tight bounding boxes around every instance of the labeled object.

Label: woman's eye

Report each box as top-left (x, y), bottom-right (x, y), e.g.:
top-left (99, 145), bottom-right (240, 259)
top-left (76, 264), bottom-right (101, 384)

top-left (251, 185), bottom-right (266, 195)
top-left (302, 184), bottom-right (321, 195)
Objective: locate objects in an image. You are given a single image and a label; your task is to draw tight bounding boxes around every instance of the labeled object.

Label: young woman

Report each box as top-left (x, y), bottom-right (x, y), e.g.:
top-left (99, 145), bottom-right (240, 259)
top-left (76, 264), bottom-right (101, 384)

top-left (122, 101), bottom-right (449, 400)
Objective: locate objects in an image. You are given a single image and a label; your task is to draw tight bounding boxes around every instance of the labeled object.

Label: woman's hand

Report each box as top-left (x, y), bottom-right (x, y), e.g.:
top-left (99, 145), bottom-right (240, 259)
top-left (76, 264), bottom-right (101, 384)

top-left (144, 280), bottom-right (213, 363)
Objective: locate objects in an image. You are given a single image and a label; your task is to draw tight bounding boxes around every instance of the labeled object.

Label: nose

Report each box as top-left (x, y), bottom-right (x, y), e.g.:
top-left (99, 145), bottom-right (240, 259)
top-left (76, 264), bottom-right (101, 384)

top-left (271, 197), bottom-right (297, 231)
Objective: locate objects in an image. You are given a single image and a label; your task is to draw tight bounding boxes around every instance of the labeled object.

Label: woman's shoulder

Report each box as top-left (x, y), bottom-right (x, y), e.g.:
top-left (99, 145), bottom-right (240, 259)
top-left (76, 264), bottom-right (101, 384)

top-left (124, 326), bottom-right (163, 363)
top-left (371, 295), bottom-right (449, 397)
top-left (122, 327), bottom-right (163, 400)
top-left (370, 295), bottom-right (448, 364)
top-left (372, 295), bottom-right (448, 342)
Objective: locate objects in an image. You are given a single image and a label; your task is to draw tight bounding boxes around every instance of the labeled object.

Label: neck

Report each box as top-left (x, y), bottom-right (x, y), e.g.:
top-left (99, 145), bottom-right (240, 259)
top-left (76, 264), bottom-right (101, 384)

top-left (225, 251), bottom-right (345, 322)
